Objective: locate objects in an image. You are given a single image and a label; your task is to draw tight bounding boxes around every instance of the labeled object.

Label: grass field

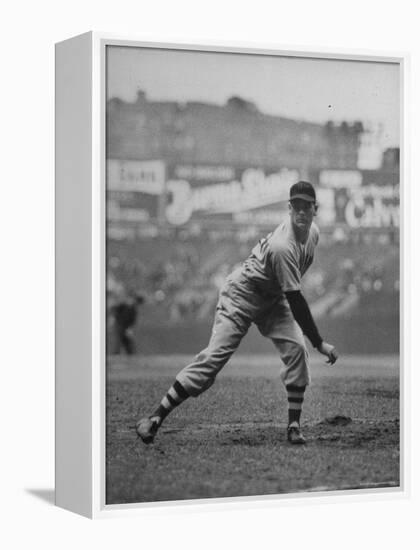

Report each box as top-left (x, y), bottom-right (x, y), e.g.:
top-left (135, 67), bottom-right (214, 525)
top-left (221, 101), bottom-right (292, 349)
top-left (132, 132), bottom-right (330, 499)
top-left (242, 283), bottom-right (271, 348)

top-left (106, 354), bottom-right (400, 504)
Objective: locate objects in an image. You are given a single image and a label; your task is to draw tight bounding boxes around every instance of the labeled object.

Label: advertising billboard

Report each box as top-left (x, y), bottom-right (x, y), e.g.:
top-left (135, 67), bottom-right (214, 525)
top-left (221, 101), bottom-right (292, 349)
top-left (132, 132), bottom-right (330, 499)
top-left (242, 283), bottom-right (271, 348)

top-left (107, 160), bottom-right (399, 231)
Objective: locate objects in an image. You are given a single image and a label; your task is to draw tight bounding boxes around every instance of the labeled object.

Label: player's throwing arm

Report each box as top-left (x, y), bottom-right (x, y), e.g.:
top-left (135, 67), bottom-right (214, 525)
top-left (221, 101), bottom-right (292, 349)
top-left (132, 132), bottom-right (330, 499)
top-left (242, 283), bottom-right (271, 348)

top-left (317, 341), bottom-right (339, 365)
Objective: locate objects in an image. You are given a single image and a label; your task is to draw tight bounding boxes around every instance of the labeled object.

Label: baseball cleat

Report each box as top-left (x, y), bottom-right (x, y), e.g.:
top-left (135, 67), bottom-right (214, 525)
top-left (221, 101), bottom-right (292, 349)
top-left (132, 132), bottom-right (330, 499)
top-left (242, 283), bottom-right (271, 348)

top-left (136, 416), bottom-right (160, 444)
top-left (287, 423), bottom-right (306, 444)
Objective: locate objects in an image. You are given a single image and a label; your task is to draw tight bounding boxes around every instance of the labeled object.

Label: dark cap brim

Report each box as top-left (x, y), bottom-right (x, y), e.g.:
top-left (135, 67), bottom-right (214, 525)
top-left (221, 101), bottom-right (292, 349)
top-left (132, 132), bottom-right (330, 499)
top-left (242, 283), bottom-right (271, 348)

top-left (290, 193), bottom-right (316, 203)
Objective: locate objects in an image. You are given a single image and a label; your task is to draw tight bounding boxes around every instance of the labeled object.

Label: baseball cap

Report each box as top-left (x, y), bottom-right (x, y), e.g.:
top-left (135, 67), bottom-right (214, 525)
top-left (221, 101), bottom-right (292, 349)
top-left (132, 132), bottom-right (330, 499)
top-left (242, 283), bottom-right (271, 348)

top-left (289, 181), bottom-right (316, 203)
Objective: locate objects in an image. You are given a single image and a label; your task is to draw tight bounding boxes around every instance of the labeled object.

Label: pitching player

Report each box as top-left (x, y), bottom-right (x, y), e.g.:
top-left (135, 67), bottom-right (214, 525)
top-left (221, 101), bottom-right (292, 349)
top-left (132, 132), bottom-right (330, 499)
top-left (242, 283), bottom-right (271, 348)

top-left (136, 181), bottom-right (338, 444)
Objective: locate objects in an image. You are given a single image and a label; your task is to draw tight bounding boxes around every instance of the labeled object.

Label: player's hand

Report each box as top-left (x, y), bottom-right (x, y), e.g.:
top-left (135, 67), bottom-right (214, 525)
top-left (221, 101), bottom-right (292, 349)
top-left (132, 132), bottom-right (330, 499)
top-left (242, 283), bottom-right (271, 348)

top-left (317, 341), bottom-right (338, 365)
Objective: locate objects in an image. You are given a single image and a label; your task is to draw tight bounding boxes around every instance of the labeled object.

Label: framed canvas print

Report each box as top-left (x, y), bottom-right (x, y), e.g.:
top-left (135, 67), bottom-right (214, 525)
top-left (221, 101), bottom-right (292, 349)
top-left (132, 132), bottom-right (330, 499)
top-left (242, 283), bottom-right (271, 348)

top-left (55, 32), bottom-right (407, 518)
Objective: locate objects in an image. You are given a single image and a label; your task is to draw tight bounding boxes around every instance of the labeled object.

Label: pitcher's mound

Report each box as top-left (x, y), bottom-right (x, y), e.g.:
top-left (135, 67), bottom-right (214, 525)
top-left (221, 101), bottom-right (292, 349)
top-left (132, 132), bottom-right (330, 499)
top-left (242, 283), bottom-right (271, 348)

top-left (320, 415), bottom-right (352, 426)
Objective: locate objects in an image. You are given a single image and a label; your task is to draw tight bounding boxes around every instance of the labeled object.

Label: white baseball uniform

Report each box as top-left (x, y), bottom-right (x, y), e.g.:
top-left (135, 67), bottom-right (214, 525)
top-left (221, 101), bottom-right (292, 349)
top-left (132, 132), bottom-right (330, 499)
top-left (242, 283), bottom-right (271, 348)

top-left (176, 219), bottom-right (320, 396)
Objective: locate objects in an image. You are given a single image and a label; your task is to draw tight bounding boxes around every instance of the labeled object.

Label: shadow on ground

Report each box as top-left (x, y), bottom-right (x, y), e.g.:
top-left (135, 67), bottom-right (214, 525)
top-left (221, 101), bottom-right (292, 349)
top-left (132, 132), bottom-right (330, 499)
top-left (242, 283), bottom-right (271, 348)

top-left (25, 489), bottom-right (55, 505)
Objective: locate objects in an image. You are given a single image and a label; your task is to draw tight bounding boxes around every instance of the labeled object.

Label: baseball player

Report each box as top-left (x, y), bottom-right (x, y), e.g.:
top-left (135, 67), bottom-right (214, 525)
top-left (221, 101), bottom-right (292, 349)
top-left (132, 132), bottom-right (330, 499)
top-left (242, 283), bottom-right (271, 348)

top-left (136, 181), bottom-right (338, 444)
top-left (110, 291), bottom-right (145, 355)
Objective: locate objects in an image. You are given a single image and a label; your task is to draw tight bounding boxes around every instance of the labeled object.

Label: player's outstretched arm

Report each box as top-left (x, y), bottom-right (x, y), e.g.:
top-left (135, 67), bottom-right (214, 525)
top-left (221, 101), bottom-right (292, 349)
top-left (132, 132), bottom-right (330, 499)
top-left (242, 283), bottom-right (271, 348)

top-left (285, 290), bottom-right (338, 365)
top-left (316, 341), bottom-right (339, 365)
top-left (285, 290), bottom-right (323, 347)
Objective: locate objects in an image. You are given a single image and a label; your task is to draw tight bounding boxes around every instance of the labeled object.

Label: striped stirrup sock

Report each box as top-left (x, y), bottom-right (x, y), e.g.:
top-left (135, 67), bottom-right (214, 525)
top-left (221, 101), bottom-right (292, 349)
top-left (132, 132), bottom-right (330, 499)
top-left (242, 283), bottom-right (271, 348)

top-left (151, 380), bottom-right (190, 424)
top-left (286, 384), bottom-right (306, 426)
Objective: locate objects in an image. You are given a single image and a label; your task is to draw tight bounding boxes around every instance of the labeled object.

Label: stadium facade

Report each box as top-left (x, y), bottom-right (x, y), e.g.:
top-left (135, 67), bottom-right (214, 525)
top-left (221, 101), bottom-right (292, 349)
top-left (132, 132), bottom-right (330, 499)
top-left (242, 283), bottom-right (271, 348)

top-left (106, 92), bottom-right (399, 355)
top-left (106, 91), bottom-right (399, 237)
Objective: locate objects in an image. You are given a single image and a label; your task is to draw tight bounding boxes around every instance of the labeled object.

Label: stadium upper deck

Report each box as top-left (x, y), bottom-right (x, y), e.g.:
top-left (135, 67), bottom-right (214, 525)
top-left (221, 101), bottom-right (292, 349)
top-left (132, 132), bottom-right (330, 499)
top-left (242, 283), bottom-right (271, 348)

top-left (106, 93), bottom-right (399, 234)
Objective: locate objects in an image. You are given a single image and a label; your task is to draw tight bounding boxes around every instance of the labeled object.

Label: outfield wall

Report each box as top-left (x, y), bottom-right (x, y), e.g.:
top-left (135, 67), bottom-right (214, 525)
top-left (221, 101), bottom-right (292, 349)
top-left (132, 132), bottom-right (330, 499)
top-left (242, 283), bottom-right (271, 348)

top-left (116, 310), bottom-right (399, 356)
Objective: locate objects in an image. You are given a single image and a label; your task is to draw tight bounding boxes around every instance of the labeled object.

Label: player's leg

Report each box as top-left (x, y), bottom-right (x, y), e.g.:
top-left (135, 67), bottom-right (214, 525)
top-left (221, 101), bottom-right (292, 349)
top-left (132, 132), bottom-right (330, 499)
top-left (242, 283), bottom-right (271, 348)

top-left (122, 329), bottom-right (136, 355)
top-left (120, 329), bottom-right (130, 354)
top-left (136, 306), bottom-right (250, 443)
top-left (257, 302), bottom-right (309, 443)
top-left (111, 323), bottom-right (121, 354)
top-left (271, 330), bottom-right (309, 440)
top-left (118, 328), bottom-right (127, 355)
top-left (175, 309), bottom-right (247, 395)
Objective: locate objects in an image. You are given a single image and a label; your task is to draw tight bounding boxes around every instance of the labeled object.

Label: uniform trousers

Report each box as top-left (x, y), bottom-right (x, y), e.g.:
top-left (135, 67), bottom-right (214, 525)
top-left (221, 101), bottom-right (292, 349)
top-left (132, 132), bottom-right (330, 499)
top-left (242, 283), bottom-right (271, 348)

top-left (176, 274), bottom-right (310, 397)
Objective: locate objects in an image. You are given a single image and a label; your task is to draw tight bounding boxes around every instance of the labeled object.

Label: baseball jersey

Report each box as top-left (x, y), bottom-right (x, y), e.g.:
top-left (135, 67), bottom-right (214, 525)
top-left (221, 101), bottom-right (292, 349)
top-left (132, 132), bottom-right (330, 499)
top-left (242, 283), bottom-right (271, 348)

top-left (240, 220), bottom-right (320, 296)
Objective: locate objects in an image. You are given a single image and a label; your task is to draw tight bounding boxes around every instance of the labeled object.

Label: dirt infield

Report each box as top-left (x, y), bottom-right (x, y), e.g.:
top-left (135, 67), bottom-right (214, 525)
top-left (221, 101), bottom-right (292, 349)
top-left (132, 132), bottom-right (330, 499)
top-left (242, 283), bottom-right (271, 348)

top-left (106, 354), bottom-right (400, 504)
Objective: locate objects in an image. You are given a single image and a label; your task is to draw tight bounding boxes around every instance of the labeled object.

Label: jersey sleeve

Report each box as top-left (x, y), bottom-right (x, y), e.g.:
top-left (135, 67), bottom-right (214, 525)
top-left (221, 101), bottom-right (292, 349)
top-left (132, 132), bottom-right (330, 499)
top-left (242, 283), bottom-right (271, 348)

top-left (271, 244), bottom-right (301, 292)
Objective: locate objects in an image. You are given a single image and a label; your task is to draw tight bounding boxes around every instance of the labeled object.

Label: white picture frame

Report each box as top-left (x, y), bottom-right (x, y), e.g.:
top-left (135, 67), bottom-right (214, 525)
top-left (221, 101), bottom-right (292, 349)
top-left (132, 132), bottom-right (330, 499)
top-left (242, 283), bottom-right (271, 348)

top-left (55, 32), bottom-right (407, 519)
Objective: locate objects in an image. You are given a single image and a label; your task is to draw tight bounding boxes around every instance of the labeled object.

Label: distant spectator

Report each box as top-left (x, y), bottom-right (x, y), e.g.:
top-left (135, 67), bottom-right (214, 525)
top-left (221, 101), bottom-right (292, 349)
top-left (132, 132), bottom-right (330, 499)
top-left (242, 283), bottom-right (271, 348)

top-left (110, 291), bottom-right (145, 355)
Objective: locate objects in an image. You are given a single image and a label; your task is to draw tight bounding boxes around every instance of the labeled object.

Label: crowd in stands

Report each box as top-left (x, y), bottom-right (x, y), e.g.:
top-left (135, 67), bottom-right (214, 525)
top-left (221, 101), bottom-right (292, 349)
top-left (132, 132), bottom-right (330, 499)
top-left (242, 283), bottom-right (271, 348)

top-left (107, 230), bottom-right (399, 326)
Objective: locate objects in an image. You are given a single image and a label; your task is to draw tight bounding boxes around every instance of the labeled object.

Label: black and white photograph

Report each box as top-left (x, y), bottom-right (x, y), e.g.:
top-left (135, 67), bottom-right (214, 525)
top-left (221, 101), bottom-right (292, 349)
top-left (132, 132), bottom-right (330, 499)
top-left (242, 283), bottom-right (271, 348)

top-left (5, 0), bottom-right (420, 542)
top-left (105, 44), bottom-right (400, 505)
